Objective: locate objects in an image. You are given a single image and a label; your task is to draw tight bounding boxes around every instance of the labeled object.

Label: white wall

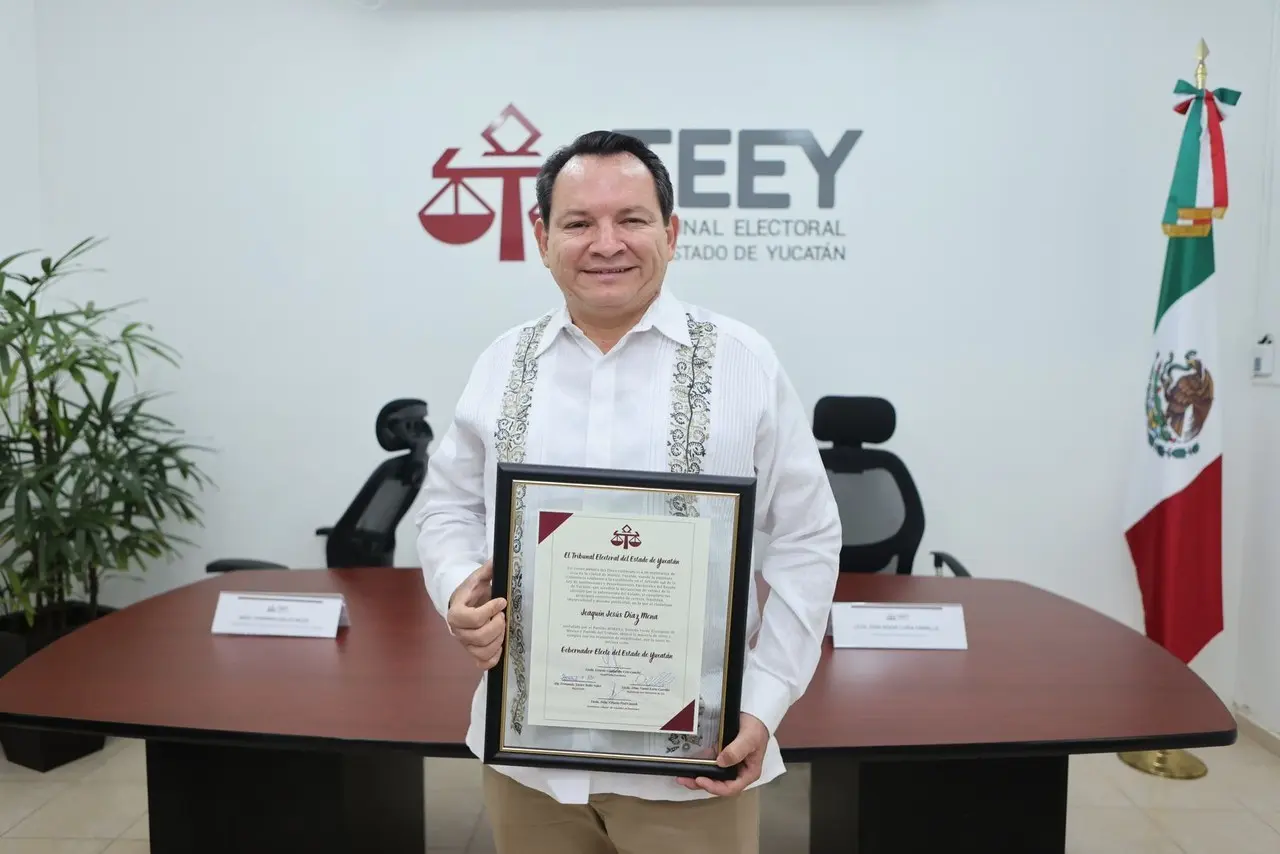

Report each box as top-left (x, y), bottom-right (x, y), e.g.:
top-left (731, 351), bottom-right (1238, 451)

top-left (1240, 394), bottom-right (1280, 737)
top-left (0, 0), bottom-right (39, 248)
top-left (1237, 0), bottom-right (1280, 738)
top-left (19, 0), bottom-right (1280, 711)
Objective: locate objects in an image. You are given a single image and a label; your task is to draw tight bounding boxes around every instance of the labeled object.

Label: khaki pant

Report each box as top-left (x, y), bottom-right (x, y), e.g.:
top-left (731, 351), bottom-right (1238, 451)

top-left (481, 766), bottom-right (760, 854)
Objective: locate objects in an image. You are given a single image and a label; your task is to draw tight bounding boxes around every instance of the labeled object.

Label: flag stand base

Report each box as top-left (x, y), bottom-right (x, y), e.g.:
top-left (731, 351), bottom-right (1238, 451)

top-left (1117, 748), bottom-right (1208, 780)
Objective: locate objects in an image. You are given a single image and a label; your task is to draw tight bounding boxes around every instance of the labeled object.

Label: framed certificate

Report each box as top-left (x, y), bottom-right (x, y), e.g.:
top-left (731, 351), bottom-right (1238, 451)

top-left (484, 462), bottom-right (756, 780)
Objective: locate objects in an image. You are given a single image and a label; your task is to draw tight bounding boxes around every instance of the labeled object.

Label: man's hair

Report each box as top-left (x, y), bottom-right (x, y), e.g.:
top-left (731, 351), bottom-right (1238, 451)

top-left (534, 130), bottom-right (675, 227)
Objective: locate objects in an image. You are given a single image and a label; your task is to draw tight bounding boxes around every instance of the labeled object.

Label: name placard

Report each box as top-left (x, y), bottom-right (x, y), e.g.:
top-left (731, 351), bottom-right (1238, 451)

top-left (211, 591), bottom-right (351, 638)
top-left (831, 602), bottom-right (968, 650)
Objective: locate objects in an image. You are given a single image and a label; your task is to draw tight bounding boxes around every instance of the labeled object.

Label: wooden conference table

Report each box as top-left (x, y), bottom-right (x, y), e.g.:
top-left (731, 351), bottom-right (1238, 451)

top-left (0, 568), bottom-right (1235, 854)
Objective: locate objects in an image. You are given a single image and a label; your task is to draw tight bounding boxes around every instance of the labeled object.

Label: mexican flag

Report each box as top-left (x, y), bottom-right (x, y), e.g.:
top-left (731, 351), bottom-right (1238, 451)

top-left (1123, 74), bottom-right (1239, 665)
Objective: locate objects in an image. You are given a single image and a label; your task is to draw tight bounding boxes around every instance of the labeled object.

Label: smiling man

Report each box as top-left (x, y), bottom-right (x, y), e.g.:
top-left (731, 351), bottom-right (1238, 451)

top-left (416, 130), bottom-right (841, 854)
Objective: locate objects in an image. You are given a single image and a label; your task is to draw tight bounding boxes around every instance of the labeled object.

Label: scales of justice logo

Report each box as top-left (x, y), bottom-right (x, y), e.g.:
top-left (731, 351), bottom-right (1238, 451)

top-left (611, 525), bottom-right (641, 550)
top-left (417, 104), bottom-right (545, 263)
top-left (1144, 349), bottom-right (1214, 459)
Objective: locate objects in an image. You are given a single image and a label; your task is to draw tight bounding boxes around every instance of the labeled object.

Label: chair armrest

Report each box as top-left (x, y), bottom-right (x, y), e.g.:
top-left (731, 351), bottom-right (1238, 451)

top-left (315, 526), bottom-right (334, 537)
top-left (930, 551), bottom-right (972, 578)
top-left (206, 559), bottom-right (290, 574)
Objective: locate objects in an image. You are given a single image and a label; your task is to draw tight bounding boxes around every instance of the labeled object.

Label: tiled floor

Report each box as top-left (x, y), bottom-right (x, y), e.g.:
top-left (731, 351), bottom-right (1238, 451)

top-left (1, 735), bottom-right (1279, 853)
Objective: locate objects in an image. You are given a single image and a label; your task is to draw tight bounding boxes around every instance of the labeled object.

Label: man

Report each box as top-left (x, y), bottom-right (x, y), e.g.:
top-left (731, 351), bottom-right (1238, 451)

top-left (416, 130), bottom-right (840, 854)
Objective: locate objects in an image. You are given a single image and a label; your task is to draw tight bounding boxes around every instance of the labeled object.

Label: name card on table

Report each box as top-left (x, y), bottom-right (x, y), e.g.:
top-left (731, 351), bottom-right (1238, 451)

top-left (211, 591), bottom-right (351, 638)
top-left (830, 602), bottom-right (968, 650)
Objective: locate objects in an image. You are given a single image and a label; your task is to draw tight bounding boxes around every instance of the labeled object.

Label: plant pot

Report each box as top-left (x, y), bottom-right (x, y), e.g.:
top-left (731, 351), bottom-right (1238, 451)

top-left (0, 631), bottom-right (22, 678)
top-left (0, 601), bottom-right (117, 772)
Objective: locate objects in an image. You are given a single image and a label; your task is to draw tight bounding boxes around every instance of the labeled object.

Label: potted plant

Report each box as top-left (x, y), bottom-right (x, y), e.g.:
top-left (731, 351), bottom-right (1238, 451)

top-left (0, 238), bottom-right (212, 771)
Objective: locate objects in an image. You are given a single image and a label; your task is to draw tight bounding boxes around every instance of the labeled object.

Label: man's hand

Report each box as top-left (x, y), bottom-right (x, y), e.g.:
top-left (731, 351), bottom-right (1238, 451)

top-left (675, 713), bottom-right (769, 796)
top-left (446, 560), bottom-right (508, 670)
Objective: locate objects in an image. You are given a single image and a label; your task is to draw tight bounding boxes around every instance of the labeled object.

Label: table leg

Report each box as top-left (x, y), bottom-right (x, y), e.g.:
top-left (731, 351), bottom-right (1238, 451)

top-left (145, 739), bottom-right (426, 854)
top-left (809, 754), bottom-right (1068, 854)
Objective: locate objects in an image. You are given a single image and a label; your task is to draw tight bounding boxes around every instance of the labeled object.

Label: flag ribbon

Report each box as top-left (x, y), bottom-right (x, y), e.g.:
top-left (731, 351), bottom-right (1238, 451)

top-left (1163, 79), bottom-right (1241, 237)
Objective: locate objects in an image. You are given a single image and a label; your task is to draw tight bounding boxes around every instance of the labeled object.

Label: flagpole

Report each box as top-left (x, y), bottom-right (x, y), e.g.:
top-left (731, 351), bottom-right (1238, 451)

top-left (1196, 36), bottom-right (1208, 89)
top-left (1117, 37), bottom-right (1219, 782)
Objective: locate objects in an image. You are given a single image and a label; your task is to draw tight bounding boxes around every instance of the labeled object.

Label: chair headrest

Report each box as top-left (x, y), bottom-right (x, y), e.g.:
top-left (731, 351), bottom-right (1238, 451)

top-left (814, 396), bottom-right (896, 447)
top-left (376, 398), bottom-right (433, 453)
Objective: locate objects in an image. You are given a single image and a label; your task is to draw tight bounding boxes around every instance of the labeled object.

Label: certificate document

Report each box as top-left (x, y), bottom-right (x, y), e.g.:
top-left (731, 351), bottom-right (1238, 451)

top-left (527, 510), bottom-right (711, 735)
top-left (486, 462), bottom-right (755, 780)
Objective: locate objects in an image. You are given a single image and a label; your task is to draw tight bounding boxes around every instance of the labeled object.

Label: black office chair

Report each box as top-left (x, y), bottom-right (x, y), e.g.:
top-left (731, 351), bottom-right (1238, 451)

top-left (814, 395), bottom-right (970, 577)
top-left (206, 398), bottom-right (435, 573)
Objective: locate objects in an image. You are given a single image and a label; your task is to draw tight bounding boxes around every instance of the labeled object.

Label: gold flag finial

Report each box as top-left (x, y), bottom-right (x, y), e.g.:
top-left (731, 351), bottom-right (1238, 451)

top-left (1196, 38), bottom-right (1209, 89)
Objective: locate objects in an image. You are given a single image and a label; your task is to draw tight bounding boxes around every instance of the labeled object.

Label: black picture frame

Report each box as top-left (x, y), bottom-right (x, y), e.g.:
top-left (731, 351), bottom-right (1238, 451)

top-left (484, 462), bottom-right (756, 781)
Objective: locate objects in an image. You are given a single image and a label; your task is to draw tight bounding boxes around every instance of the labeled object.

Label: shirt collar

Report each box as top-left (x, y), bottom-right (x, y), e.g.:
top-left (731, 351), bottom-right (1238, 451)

top-left (533, 288), bottom-right (692, 357)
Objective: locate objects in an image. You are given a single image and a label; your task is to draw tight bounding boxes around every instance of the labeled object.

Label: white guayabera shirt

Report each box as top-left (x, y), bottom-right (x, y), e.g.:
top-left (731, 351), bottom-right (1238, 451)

top-left (415, 288), bottom-right (841, 805)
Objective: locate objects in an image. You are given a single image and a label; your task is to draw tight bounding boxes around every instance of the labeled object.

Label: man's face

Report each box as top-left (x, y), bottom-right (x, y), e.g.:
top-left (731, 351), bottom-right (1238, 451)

top-left (534, 153), bottom-right (679, 322)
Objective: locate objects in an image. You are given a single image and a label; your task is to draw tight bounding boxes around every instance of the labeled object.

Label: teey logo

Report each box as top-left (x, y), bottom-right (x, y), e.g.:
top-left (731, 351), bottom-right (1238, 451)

top-left (611, 525), bottom-right (642, 550)
top-left (418, 104), bottom-right (863, 263)
top-left (1145, 349), bottom-right (1215, 459)
top-left (418, 104), bottom-right (544, 262)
